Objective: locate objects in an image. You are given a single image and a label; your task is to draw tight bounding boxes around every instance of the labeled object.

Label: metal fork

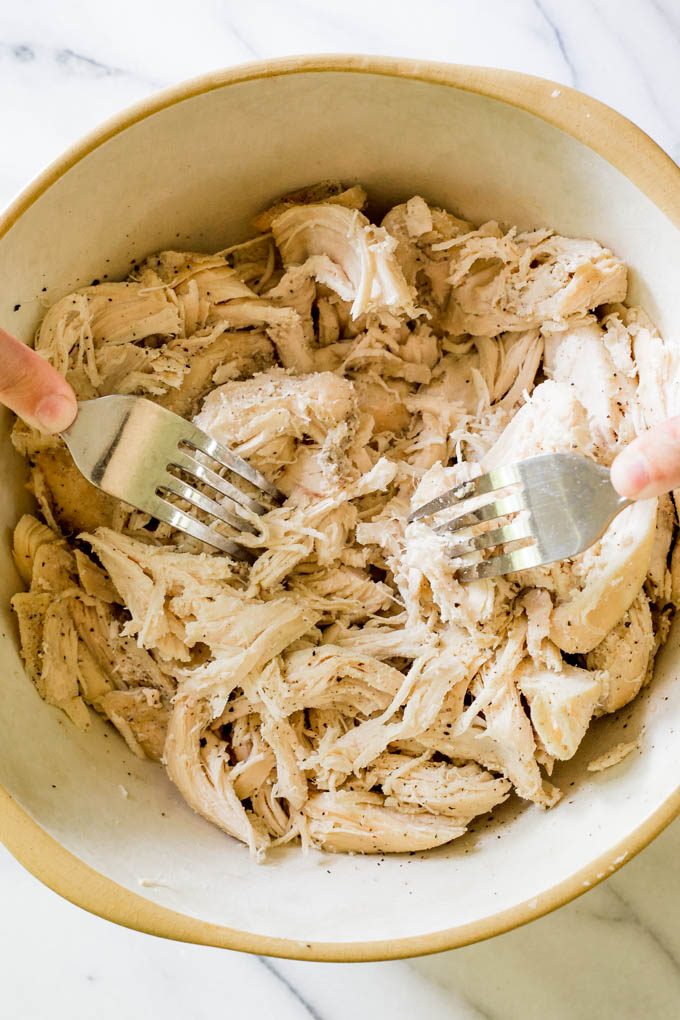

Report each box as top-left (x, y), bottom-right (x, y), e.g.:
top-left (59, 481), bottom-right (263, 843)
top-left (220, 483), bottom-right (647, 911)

top-left (60, 395), bottom-right (283, 559)
top-left (408, 453), bottom-right (633, 582)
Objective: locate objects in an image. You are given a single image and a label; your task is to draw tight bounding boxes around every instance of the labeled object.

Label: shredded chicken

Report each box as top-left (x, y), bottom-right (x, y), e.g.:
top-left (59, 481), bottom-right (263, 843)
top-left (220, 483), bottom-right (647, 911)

top-left (10, 183), bottom-right (679, 859)
top-left (587, 739), bottom-right (640, 772)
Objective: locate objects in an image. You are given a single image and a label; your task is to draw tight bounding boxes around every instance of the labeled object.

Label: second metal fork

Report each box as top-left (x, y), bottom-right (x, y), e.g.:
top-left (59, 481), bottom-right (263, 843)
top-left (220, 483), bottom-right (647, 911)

top-left (408, 453), bottom-right (632, 581)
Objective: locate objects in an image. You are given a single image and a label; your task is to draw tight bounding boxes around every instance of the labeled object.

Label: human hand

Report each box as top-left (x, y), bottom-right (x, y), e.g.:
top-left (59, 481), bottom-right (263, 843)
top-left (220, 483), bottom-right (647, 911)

top-left (0, 326), bottom-right (77, 433)
top-left (611, 416), bottom-right (680, 499)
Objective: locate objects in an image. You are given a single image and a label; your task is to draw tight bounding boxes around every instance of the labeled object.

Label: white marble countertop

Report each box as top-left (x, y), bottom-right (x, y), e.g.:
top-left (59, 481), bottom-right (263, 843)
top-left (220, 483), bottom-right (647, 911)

top-left (2, 1), bottom-right (680, 1017)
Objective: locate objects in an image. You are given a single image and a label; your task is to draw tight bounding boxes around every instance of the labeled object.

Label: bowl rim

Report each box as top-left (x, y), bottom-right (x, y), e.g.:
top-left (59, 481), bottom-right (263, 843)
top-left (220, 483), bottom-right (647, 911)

top-left (2, 54), bottom-right (680, 962)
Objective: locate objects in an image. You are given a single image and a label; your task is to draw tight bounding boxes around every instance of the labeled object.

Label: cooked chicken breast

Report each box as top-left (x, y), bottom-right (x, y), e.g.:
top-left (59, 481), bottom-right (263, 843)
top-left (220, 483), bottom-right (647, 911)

top-left (11, 183), bottom-right (678, 858)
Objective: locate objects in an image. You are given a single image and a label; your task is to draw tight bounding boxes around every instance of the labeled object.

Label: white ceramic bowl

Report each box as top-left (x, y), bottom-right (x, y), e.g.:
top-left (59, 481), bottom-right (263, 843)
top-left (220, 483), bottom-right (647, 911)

top-left (2, 56), bottom-right (680, 961)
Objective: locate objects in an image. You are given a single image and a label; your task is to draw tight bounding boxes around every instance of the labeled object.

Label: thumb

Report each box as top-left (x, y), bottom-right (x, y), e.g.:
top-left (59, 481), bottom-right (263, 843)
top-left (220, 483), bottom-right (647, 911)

top-left (611, 416), bottom-right (680, 499)
top-left (0, 327), bottom-right (77, 433)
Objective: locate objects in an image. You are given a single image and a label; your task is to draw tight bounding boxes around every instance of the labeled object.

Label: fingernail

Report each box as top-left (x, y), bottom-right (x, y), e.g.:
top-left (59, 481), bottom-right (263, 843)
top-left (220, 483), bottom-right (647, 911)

top-left (611, 448), bottom-right (650, 498)
top-left (35, 394), bottom-right (77, 433)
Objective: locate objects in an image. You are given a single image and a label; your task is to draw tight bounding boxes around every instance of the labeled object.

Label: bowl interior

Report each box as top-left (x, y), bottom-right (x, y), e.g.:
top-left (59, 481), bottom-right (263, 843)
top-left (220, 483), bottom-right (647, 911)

top-left (1, 66), bottom-right (680, 951)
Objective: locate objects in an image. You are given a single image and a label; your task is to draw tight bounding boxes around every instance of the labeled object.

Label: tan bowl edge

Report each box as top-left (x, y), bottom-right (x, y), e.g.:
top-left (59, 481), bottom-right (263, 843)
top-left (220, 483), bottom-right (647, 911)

top-left (2, 55), bottom-right (680, 962)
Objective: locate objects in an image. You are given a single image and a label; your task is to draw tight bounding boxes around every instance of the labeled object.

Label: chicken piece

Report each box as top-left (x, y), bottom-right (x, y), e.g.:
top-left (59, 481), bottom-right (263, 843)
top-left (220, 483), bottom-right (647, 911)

top-left (625, 306), bottom-right (680, 426)
top-left (223, 236), bottom-right (277, 294)
top-left (316, 294), bottom-right (342, 346)
top-left (12, 514), bottom-right (58, 585)
top-left (303, 707), bottom-right (348, 762)
top-left (10, 417), bottom-right (60, 462)
top-left (194, 367), bottom-right (357, 477)
top-left (408, 351), bottom-right (484, 423)
top-left (30, 446), bottom-right (120, 534)
top-left (71, 634), bottom-right (115, 709)
top-left (142, 250), bottom-right (256, 332)
top-left (304, 790), bottom-right (466, 853)
top-left (672, 540), bottom-right (680, 607)
top-left (197, 366), bottom-right (355, 446)
top-left (14, 537), bottom-right (143, 725)
top-left (492, 330), bottom-right (544, 407)
top-left (367, 754), bottom-right (510, 821)
top-left (207, 250), bottom-right (325, 373)
top-left (516, 660), bottom-right (601, 760)
top-left (543, 317), bottom-right (637, 454)
top-left (311, 631), bottom-right (483, 781)
top-left (165, 698), bottom-right (269, 855)
top-left (417, 718), bottom-right (499, 773)
top-left (81, 532), bottom-right (186, 660)
top-left (28, 536), bottom-right (76, 593)
top-left (403, 329), bottom-right (541, 465)
top-left (482, 380), bottom-right (593, 468)
top-left (247, 497), bottom-right (357, 593)
top-left (276, 447), bottom-right (345, 499)
top-left (586, 590), bottom-right (655, 714)
top-left (403, 195), bottom-right (434, 237)
top-left (587, 740), bottom-right (639, 772)
top-left (31, 292), bottom-right (95, 386)
top-left (231, 752), bottom-right (276, 803)
top-left (83, 281), bottom-right (181, 345)
top-left (272, 203), bottom-right (416, 319)
top-left (253, 180), bottom-right (368, 232)
top-left (228, 718), bottom-right (277, 802)
top-left (381, 199), bottom-right (473, 300)
top-left (100, 688), bottom-right (169, 761)
top-left (259, 713), bottom-right (308, 810)
top-left (39, 598), bottom-right (90, 728)
top-left (481, 681), bottom-right (558, 806)
top-left (520, 588), bottom-right (561, 668)
top-left (81, 528), bottom-right (240, 661)
top-left (405, 462), bottom-right (516, 633)
top-left (646, 494), bottom-right (675, 606)
top-left (326, 617), bottom-right (437, 660)
top-left (249, 781), bottom-right (291, 838)
top-left (181, 596), bottom-right (318, 692)
top-left (35, 283), bottom-right (181, 388)
top-left (549, 499), bottom-right (657, 654)
top-left (353, 376), bottom-right (411, 434)
top-left (210, 297), bottom-right (313, 373)
top-left (92, 341), bottom-right (190, 398)
top-left (68, 594), bottom-right (174, 696)
top-left (11, 591), bottom-right (52, 683)
top-left (258, 646), bottom-right (406, 718)
top-left (264, 261), bottom-right (342, 325)
top-left (158, 329), bottom-right (275, 416)
top-left (418, 654), bottom-right (556, 809)
top-left (443, 225), bottom-right (627, 335)
top-left (11, 522), bottom-right (77, 686)
top-left (287, 564), bottom-right (395, 622)
top-left (402, 519), bottom-right (508, 633)
top-left (73, 550), bottom-right (119, 603)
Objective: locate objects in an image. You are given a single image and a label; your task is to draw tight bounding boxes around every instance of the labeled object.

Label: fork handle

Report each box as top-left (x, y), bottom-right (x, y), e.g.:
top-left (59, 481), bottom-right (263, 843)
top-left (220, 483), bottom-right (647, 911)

top-left (0, 327), bottom-right (77, 433)
top-left (611, 416), bottom-right (680, 500)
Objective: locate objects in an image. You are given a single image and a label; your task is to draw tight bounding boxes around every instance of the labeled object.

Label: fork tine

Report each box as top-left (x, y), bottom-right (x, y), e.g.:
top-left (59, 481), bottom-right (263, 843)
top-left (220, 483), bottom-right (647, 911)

top-left (171, 451), bottom-right (269, 517)
top-left (456, 543), bottom-right (543, 582)
top-left (433, 492), bottom-right (527, 535)
top-left (158, 476), bottom-right (260, 535)
top-left (446, 516), bottom-right (533, 558)
top-left (149, 495), bottom-right (253, 560)
top-left (407, 464), bottom-right (521, 524)
top-left (183, 424), bottom-right (284, 502)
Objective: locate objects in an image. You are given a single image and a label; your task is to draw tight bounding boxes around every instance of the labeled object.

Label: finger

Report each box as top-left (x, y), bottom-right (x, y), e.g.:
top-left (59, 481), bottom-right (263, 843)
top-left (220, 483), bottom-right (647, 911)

top-left (0, 328), bottom-right (77, 433)
top-left (611, 416), bottom-right (680, 499)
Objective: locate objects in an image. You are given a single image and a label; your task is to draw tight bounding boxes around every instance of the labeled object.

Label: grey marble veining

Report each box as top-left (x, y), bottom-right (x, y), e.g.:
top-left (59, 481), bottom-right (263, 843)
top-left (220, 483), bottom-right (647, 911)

top-left (1, 1), bottom-right (680, 1018)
